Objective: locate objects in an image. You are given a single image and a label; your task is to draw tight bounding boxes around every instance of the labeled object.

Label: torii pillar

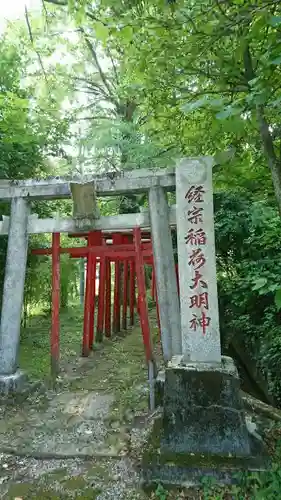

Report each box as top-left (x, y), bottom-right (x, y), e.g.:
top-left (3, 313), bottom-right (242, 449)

top-left (0, 197), bottom-right (29, 394)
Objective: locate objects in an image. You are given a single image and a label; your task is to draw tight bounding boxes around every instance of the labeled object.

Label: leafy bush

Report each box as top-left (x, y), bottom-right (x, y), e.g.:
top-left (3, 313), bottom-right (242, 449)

top-left (214, 192), bottom-right (281, 404)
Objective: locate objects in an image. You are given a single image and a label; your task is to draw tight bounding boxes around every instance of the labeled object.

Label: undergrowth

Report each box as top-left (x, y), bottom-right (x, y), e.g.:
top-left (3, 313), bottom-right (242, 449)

top-left (19, 303), bottom-right (85, 379)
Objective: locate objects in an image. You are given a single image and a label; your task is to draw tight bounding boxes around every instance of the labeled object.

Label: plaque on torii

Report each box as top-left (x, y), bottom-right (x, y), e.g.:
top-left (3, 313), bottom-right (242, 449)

top-left (70, 181), bottom-right (100, 231)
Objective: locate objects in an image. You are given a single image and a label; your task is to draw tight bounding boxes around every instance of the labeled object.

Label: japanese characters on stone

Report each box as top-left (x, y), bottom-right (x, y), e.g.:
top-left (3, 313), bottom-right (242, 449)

top-left (185, 185), bottom-right (211, 336)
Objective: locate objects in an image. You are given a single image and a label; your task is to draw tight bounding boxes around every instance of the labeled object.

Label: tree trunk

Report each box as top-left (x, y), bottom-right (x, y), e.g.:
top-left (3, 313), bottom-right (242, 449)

top-left (244, 45), bottom-right (281, 215)
top-left (257, 107), bottom-right (281, 215)
top-left (241, 391), bottom-right (281, 422)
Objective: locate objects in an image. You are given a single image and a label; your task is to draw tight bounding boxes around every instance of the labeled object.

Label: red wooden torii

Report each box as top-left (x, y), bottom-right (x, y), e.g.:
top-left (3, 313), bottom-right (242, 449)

top-left (31, 227), bottom-right (158, 377)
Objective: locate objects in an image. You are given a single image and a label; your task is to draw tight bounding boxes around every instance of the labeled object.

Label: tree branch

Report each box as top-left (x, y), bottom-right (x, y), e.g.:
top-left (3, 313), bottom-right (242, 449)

top-left (80, 29), bottom-right (117, 103)
top-left (106, 48), bottom-right (119, 84)
top-left (24, 6), bottom-right (49, 85)
top-left (214, 0), bottom-right (234, 22)
top-left (44, 0), bottom-right (67, 5)
top-left (74, 76), bottom-right (113, 97)
top-left (79, 115), bottom-right (113, 121)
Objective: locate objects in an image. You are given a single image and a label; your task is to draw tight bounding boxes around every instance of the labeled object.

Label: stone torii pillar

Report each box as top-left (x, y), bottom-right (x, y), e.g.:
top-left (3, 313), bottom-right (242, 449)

top-left (0, 197), bottom-right (29, 394)
top-left (148, 184), bottom-right (181, 361)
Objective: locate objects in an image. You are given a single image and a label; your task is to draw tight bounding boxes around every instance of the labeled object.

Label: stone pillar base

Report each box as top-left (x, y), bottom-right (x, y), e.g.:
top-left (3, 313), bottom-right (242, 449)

top-left (162, 355), bottom-right (250, 456)
top-left (142, 356), bottom-right (269, 488)
top-left (0, 370), bottom-right (29, 398)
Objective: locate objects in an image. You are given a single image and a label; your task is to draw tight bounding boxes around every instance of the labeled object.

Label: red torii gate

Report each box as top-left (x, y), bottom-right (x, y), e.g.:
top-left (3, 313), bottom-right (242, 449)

top-left (31, 227), bottom-right (158, 377)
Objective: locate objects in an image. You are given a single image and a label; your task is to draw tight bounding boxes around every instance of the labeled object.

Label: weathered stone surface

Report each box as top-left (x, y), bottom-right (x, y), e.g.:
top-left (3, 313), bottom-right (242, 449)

top-left (155, 370), bottom-right (165, 408)
top-left (0, 370), bottom-right (28, 397)
top-left (142, 413), bottom-right (269, 489)
top-left (176, 157), bottom-right (220, 363)
top-left (161, 357), bottom-right (251, 456)
top-left (0, 197), bottom-right (29, 376)
top-left (0, 206), bottom-right (177, 236)
top-left (142, 457), bottom-right (268, 489)
top-left (0, 391), bottom-right (116, 456)
top-left (70, 181), bottom-right (100, 233)
top-left (0, 167), bottom-right (176, 200)
top-left (149, 186), bottom-right (181, 360)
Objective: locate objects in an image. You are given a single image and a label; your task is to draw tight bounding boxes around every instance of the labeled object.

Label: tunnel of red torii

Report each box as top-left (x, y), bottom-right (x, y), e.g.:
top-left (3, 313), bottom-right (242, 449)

top-left (31, 227), bottom-right (179, 376)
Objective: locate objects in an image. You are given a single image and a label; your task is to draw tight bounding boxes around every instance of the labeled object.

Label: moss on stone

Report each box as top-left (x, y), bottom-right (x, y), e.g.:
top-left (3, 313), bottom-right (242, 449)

top-left (6, 482), bottom-right (34, 498)
top-left (6, 466), bottom-right (107, 499)
top-left (142, 414), bottom-right (163, 465)
top-left (7, 482), bottom-right (62, 499)
top-left (76, 487), bottom-right (103, 499)
top-left (40, 468), bottom-right (67, 481)
top-left (142, 415), bottom-right (269, 473)
top-left (62, 475), bottom-right (88, 490)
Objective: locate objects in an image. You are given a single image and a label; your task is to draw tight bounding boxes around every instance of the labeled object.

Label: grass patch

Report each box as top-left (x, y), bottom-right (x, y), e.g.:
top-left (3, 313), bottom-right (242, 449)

top-left (19, 304), bottom-right (84, 380)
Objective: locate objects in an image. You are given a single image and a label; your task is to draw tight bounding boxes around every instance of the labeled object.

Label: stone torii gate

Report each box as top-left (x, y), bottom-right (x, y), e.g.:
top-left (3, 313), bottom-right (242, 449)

top-left (0, 157), bottom-right (255, 469)
top-left (0, 166), bottom-right (181, 394)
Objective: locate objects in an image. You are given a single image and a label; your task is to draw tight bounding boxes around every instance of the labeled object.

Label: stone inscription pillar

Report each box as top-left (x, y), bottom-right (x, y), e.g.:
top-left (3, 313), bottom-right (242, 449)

top-left (176, 157), bottom-right (221, 363)
top-left (158, 157), bottom-right (250, 459)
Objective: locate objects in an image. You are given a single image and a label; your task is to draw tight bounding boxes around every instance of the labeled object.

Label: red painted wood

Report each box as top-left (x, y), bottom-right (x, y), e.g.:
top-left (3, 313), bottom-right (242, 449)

top-left (105, 258), bottom-right (111, 337)
top-left (129, 261), bottom-right (135, 326)
top-left (88, 254), bottom-right (97, 350)
top-left (112, 234), bottom-right (122, 334)
top-left (121, 235), bottom-right (130, 331)
top-left (122, 259), bottom-right (129, 330)
top-left (33, 247), bottom-right (154, 264)
top-left (133, 227), bottom-right (153, 362)
top-left (82, 231), bottom-right (101, 355)
top-left (32, 230), bottom-right (155, 364)
top-left (96, 254), bottom-right (106, 341)
top-left (31, 242), bottom-right (152, 256)
top-left (113, 261), bottom-right (121, 333)
top-left (82, 236), bottom-right (93, 357)
top-left (88, 231), bottom-right (102, 350)
top-left (68, 231), bottom-right (152, 240)
top-left (51, 232), bottom-right (60, 377)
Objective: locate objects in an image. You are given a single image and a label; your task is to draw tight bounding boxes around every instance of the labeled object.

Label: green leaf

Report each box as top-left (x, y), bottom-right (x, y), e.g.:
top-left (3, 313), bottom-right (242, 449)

top-left (269, 16), bottom-right (281, 27)
top-left (95, 22), bottom-right (109, 43)
top-left (252, 277), bottom-right (267, 291)
top-left (216, 106), bottom-right (243, 120)
top-left (270, 96), bottom-right (281, 107)
top-left (181, 95), bottom-right (224, 114)
top-left (275, 289), bottom-right (281, 311)
top-left (270, 56), bottom-right (281, 65)
top-left (181, 96), bottom-right (209, 113)
top-left (214, 148), bottom-right (236, 165)
top-left (121, 26), bottom-right (133, 42)
top-left (248, 77), bottom-right (260, 87)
